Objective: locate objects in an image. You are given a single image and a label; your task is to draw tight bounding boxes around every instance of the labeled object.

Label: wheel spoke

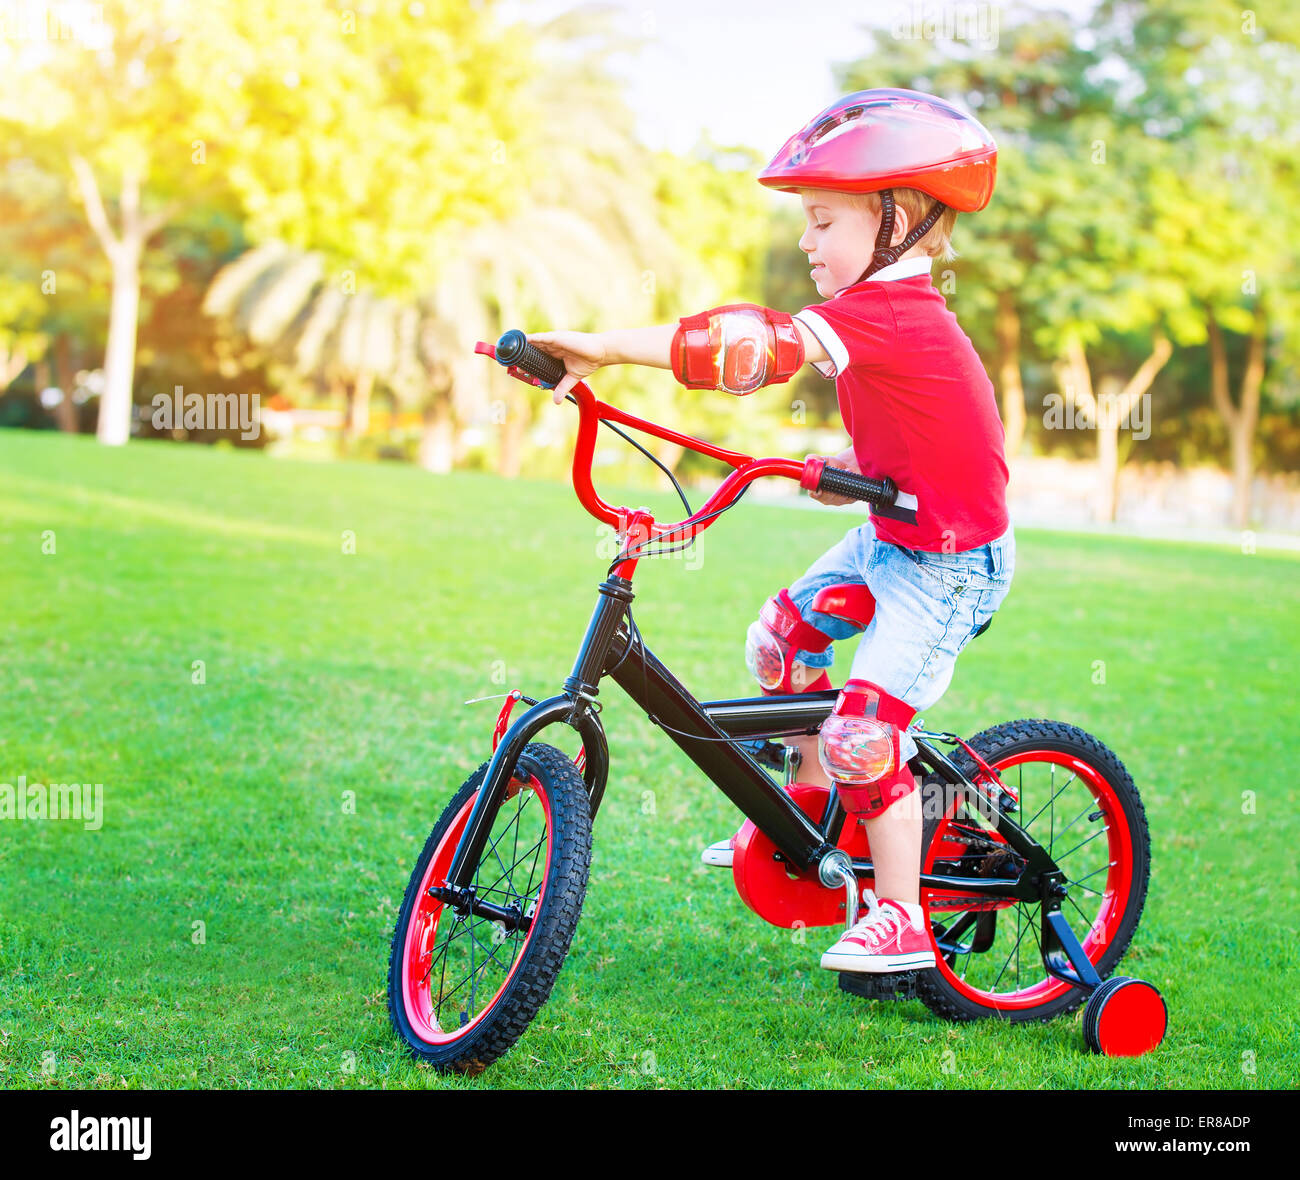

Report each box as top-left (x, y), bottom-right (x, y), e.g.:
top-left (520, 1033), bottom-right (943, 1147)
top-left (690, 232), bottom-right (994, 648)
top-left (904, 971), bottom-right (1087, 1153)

top-left (1073, 860), bottom-right (1116, 886)
top-left (481, 802), bottom-right (530, 908)
top-left (1027, 902), bottom-right (1044, 962)
top-left (436, 928), bottom-right (518, 1015)
top-left (933, 909), bottom-right (980, 956)
top-left (475, 833), bottom-right (546, 904)
top-left (1056, 824), bottom-right (1108, 863)
top-left (1053, 800), bottom-right (1101, 843)
top-left (1064, 892), bottom-right (1094, 930)
top-left (1024, 772), bottom-right (1076, 830)
top-left (990, 907), bottom-right (1036, 994)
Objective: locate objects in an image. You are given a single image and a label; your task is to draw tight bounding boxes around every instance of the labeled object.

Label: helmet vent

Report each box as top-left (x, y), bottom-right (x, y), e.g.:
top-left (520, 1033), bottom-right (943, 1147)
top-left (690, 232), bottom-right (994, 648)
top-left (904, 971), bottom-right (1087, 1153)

top-left (807, 105), bottom-right (867, 147)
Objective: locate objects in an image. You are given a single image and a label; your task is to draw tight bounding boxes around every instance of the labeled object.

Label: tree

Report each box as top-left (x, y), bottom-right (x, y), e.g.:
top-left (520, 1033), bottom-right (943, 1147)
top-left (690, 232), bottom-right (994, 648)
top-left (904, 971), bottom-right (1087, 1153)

top-left (840, 11), bottom-right (1219, 520)
top-left (2, 0), bottom-right (537, 446)
top-left (203, 240), bottom-right (424, 449)
top-left (838, 9), bottom-right (1122, 464)
top-left (199, 4), bottom-right (776, 481)
top-left (0, 151), bottom-right (111, 430)
top-left (1096, 0), bottom-right (1300, 526)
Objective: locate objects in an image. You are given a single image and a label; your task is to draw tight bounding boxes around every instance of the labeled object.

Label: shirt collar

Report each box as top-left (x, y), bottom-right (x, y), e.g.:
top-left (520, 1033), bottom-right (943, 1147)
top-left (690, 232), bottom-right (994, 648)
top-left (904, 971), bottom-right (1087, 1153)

top-left (870, 255), bottom-right (933, 282)
top-left (833, 255), bottom-right (933, 295)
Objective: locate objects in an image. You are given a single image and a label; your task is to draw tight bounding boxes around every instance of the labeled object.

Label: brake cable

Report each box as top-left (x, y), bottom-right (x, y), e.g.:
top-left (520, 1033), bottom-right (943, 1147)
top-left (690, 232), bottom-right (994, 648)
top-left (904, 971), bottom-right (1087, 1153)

top-left (574, 391), bottom-right (763, 741)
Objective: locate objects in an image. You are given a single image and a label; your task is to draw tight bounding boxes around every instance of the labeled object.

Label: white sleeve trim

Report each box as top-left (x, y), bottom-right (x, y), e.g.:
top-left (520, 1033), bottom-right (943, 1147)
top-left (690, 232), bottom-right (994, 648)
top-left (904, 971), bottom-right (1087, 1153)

top-left (793, 309), bottom-right (849, 380)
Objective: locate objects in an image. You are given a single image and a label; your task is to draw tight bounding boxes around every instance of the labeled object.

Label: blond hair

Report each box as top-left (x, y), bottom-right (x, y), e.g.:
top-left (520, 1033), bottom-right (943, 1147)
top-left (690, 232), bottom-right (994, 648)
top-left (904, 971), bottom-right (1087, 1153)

top-left (844, 188), bottom-right (960, 261)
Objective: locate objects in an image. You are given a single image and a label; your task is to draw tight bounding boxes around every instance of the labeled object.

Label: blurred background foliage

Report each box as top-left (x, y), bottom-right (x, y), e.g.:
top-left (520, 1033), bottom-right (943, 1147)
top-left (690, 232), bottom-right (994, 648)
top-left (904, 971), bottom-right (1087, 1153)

top-left (0, 0), bottom-right (1297, 524)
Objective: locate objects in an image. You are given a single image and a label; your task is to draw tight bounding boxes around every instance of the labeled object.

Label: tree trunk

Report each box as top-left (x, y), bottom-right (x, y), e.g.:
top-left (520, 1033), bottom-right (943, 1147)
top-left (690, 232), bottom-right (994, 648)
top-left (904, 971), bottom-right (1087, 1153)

top-left (70, 156), bottom-right (170, 448)
top-left (995, 290), bottom-right (1026, 457)
top-left (1095, 377), bottom-right (1121, 524)
top-left (0, 342), bottom-right (28, 390)
top-left (345, 370), bottom-right (373, 441)
top-left (1208, 305), bottom-right (1266, 529)
top-left (497, 396), bottom-right (526, 479)
top-left (656, 440), bottom-right (686, 484)
top-left (1063, 332), bottom-right (1171, 524)
top-left (51, 335), bottom-right (79, 432)
top-left (418, 393), bottom-right (454, 473)
top-left (98, 245), bottom-right (142, 445)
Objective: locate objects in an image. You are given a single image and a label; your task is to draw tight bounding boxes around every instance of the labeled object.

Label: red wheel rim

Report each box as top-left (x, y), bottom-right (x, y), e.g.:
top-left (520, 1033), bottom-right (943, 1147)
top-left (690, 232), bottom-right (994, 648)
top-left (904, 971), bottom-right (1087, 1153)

top-left (923, 748), bottom-right (1136, 1011)
top-left (401, 778), bottom-right (553, 1045)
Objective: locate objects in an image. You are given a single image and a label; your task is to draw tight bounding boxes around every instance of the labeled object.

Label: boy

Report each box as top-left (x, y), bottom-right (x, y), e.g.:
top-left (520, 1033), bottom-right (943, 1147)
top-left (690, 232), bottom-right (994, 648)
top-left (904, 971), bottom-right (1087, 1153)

top-left (529, 88), bottom-right (1014, 973)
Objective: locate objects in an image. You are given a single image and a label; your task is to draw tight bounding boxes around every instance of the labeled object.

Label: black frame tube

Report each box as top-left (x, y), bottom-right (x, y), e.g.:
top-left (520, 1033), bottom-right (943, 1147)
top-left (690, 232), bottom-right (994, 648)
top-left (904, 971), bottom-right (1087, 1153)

top-left (605, 626), bottom-right (831, 867)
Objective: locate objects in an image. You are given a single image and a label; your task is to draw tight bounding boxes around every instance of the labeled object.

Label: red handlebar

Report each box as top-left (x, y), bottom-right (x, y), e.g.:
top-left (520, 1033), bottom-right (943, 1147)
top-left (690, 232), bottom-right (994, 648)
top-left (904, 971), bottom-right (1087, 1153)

top-left (476, 340), bottom-right (807, 547)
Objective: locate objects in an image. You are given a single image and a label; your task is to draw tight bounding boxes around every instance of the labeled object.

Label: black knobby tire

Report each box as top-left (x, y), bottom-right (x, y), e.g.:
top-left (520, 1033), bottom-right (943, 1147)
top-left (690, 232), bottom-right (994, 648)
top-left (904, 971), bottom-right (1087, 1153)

top-left (387, 742), bottom-right (592, 1073)
top-left (915, 719), bottom-right (1150, 1024)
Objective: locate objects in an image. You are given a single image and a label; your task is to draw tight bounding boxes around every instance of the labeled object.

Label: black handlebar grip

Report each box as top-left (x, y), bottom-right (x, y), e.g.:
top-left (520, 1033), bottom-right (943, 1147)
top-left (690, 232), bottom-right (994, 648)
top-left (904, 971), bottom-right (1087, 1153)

top-left (817, 465), bottom-right (897, 506)
top-left (495, 329), bottom-right (568, 389)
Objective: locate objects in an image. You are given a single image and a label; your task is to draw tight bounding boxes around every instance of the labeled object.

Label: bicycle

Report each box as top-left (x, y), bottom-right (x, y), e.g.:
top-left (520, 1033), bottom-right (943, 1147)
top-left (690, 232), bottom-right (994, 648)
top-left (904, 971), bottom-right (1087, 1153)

top-left (386, 330), bottom-right (1168, 1073)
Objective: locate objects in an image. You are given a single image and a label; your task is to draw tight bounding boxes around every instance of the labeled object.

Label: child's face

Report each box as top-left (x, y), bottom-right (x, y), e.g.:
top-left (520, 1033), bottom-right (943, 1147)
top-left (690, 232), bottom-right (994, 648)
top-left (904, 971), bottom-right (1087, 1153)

top-left (798, 189), bottom-right (879, 299)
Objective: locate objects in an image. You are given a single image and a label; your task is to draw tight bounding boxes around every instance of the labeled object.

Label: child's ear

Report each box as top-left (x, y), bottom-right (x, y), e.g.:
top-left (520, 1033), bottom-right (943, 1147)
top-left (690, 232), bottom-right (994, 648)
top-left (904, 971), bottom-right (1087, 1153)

top-left (891, 205), bottom-right (911, 246)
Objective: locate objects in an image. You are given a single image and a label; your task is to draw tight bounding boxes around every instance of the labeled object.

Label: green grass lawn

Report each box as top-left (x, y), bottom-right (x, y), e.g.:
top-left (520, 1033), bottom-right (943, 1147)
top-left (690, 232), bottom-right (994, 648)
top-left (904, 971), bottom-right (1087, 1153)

top-left (1, 429), bottom-right (1296, 1090)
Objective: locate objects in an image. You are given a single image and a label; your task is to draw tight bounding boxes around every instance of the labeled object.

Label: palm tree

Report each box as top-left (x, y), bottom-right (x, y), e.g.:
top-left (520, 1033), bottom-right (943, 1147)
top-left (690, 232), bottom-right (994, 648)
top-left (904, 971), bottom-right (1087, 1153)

top-left (203, 6), bottom-right (687, 473)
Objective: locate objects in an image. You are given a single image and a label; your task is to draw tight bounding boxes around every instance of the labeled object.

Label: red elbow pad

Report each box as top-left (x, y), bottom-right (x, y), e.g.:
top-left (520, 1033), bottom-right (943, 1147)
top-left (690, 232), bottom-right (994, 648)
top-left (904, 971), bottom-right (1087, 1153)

top-left (671, 303), bottom-right (804, 395)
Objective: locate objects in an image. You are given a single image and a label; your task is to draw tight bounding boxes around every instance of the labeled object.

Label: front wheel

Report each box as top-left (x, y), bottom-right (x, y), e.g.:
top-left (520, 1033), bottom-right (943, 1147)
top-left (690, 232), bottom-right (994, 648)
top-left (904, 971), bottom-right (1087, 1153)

top-left (916, 719), bottom-right (1151, 1024)
top-left (387, 742), bottom-right (592, 1072)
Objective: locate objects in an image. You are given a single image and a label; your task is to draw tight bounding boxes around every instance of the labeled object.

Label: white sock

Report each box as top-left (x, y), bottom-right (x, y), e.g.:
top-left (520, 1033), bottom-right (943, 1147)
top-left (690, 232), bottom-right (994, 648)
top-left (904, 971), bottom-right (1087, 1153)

top-left (889, 900), bottom-right (924, 929)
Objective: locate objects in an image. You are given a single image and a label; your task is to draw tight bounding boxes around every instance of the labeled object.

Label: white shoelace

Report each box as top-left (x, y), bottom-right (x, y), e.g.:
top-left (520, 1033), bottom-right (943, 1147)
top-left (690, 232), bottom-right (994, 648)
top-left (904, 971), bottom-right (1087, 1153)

top-left (846, 890), bottom-right (908, 946)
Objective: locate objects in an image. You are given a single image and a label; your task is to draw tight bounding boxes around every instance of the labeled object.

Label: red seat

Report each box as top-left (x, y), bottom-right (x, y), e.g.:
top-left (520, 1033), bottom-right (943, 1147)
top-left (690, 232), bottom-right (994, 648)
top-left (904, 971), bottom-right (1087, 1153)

top-left (810, 582), bottom-right (876, 628)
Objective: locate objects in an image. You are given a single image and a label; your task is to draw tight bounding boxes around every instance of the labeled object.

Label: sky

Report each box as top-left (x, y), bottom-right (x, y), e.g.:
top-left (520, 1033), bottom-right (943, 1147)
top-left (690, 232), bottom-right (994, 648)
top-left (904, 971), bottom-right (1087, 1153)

top-left (498, 0), bottom-right (1102, 162)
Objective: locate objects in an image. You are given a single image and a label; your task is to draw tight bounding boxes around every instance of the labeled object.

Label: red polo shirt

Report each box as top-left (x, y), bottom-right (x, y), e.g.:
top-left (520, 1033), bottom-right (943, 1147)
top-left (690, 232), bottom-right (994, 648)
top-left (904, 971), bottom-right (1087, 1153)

top-left (793, 260), bottom-right (1009, 552)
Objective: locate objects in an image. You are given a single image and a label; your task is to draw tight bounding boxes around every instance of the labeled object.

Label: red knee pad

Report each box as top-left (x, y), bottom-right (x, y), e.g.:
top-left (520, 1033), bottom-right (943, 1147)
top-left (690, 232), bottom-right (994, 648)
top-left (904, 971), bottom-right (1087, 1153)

top-left (759, 669), bottom-right (832, 695)
top-left (819, 678), bottom-right (919, 817)
top-left (746, 588), bottom-right (834, 692)
top-left (835, 763), bottom-right (918, 818)
top-left (760, 589), bottom-right (834, 655)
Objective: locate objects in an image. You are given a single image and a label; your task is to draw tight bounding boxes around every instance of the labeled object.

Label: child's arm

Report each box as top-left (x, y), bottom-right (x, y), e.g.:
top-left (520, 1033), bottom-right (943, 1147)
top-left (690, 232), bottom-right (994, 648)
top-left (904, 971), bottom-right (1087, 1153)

top-left (530, 319), bottom-right (830, 404)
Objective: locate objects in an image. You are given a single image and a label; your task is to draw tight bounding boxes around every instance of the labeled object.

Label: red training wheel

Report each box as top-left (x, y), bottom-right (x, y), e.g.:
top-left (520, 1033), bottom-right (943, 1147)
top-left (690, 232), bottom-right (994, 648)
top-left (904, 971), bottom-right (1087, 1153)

top-left (1082, 976), bottom-right (1167, 1056)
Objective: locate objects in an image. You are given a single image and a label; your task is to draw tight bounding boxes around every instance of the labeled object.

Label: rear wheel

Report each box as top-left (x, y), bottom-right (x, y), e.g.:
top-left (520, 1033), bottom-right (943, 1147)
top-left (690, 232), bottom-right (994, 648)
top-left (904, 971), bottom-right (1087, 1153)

top-left (916, 719), bottom-right (1150, 1023)
top-left (387, 742), bottom-right (591, 1072)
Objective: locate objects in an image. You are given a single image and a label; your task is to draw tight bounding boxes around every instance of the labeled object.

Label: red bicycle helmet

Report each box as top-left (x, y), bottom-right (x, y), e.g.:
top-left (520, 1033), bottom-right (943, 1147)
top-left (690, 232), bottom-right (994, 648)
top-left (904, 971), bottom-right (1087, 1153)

top-left (759, 88), bottom-right (997, 281)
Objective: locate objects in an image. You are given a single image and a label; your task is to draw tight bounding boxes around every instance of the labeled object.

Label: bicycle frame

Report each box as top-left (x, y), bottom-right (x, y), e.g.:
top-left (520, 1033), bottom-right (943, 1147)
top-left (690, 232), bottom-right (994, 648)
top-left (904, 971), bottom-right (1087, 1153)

top-left (442, 343), bottom-right (1103, 990)
top-left (452, 572), bottom-right (1061, 888)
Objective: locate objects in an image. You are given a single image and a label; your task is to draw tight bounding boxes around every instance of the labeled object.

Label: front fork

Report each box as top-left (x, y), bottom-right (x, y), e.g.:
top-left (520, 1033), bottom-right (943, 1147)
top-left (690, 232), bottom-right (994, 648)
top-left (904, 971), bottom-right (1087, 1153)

top-left (443, 692), bottom-right (607, 898)
top-left (442, 577), bottom-right (629, 895)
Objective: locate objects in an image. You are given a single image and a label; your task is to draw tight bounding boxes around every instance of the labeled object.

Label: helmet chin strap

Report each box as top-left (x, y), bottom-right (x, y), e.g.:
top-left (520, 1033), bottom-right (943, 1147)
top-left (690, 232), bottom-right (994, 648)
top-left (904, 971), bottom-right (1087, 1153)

top-left (849, 190), bottom-right (949, 286)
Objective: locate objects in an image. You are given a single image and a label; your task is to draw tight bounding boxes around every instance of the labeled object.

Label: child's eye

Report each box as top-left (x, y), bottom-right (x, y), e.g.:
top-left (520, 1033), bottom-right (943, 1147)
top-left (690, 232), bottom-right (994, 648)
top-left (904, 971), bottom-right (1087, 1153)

top-left (816, 223), bottom-right (830, 231)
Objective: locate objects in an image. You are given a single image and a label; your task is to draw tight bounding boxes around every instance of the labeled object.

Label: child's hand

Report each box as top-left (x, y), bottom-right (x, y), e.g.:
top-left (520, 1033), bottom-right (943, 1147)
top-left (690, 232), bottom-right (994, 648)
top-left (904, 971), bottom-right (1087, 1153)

top-left (807, 448), bottom-right (862, 507)
top-left (528, 331), bottom-right (610, 404)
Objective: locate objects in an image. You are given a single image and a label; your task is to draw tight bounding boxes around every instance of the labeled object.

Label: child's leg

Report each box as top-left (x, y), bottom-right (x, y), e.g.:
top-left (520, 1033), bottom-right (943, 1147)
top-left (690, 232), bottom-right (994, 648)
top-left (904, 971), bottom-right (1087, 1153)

top-left (786, 731), bottom-right (830, 788)
top-left (819, 530), bottom-right (1015, 970)
top-left (860, 785), bottom-right (923, 903)
top-left (754, 524), bottom-right (878, 783)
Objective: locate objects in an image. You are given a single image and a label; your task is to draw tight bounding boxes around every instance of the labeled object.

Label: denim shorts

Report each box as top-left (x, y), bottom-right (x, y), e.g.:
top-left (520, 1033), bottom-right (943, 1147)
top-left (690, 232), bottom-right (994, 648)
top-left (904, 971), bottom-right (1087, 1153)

top-left (767, 521), bottom-right (1016, 761)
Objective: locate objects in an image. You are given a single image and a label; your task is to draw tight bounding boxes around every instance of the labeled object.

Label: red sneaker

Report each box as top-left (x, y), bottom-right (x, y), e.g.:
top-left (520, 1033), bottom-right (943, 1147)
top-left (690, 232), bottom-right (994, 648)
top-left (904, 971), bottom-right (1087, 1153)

top-left (700, 837), bottom-right (734, 867)
top-left (820, 891), bottom-right (936, 973)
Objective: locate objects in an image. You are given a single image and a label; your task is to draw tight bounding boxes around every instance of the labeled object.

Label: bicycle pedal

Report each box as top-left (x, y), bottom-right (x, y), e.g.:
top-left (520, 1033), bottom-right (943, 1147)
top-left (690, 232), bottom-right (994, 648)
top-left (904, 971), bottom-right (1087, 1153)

top-left (837, 970), bottom-right (921, 1002)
